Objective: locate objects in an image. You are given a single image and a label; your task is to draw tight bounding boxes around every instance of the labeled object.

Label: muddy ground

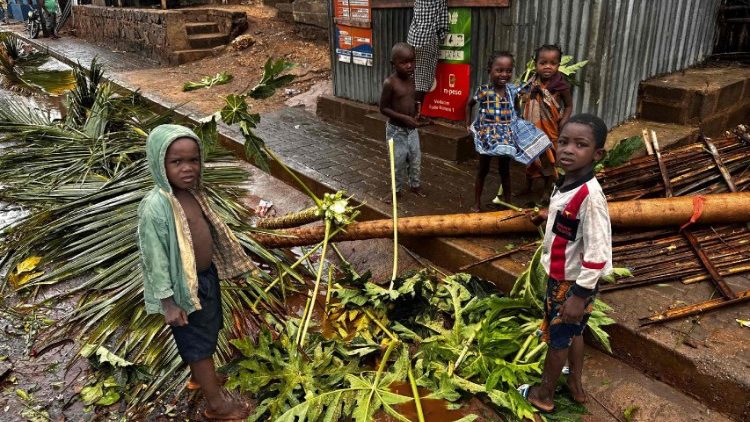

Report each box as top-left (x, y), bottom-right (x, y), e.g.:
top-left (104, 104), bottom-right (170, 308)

top-left (62, 3), bottom-right (333, 117)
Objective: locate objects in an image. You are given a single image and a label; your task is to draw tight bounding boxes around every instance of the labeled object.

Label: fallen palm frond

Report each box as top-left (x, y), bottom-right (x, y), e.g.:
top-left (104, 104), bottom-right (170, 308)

top-left (182, 71), bottom-right (233, 92)
top-left (0, 57), bottom-right (308, 414)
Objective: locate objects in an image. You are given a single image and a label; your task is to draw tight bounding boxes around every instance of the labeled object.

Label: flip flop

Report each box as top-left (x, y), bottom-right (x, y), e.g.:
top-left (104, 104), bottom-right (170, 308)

top-left (517, 384), bottom-right (556, 413)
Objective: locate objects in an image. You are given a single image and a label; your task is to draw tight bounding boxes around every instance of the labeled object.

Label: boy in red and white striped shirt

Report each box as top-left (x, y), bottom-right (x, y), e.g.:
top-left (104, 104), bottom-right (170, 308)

top-left (522, 114), bottom-right (611, 412)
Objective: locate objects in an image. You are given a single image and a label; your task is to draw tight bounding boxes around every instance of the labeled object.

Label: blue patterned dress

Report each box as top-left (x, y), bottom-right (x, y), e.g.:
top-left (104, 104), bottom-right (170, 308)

top-left (471, 83), bottom-right (551, 165)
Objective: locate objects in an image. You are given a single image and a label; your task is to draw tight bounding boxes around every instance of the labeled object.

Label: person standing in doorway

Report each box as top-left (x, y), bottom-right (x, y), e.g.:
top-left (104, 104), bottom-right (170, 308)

top-left (407, 0), bottom-right (448, 112)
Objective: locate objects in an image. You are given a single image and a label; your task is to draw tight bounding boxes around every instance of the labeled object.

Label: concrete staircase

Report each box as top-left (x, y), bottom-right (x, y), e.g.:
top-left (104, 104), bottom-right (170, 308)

top-left (173, 22), bottom-right (231, 64)
top-left (606, 66), bottom-right (750, 155)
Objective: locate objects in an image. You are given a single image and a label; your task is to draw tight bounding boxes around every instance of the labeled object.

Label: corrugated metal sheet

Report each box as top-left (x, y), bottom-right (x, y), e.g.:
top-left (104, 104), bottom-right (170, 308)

top-left (330, 0), bottom-right (722, 128)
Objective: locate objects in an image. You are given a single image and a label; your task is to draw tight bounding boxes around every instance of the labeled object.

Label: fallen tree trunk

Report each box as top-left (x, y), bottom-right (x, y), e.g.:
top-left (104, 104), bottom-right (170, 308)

top-left (251, 193), bottom-right (750, 248)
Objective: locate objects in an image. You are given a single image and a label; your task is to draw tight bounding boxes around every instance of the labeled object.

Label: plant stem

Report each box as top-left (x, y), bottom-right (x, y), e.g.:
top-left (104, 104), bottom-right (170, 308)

top-left (523, 342), bottom-right (547, 363)
top-left (407, 364), bottom-right (425, 422)
top-left (513, 333), bottom-right (535, 363)
top-left (494, 199), bottom-right (544, 238)
top-left (324, 265), bottom-right (334, 313)
top-left (367, 339), bottom-right (397, 408)
top-left (298, 219), bottom-right (331, 348)
top-left (294, 288), bottom-right (313, 347)
top-left (453, 322), bottom-right (480, 371)
top-left (363, 309), bottom-right (397, 341)
top-left (388, 138), bottom-right (398, 290)
top-left (264, 146), bottom-right (321, 206)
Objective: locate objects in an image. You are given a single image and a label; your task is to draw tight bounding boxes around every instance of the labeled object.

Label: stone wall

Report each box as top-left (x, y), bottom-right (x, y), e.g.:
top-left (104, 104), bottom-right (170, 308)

top-left (73, 5), bottom-right (247, 64)
top-left (292, 0), bottom-right (327, 29)
top-left (264, 0), bottom-right (328, 29)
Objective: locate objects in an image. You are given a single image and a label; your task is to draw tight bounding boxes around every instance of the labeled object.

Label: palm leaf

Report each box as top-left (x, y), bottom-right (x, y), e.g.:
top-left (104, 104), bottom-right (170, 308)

top-left (0, 67), bottom-right (309, 415)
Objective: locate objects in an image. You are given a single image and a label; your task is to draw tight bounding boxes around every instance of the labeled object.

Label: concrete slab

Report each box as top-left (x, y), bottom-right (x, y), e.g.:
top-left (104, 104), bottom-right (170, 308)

top-left (606, 119), bottom-right (699, 157)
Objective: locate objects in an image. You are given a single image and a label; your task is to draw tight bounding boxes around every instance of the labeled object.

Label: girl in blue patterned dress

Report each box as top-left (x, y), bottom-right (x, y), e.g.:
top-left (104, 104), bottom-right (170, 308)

top-left (465, 51), bottom-right (551, 212)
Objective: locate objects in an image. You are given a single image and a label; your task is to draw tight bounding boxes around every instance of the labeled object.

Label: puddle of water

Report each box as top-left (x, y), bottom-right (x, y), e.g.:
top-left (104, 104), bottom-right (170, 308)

top-left (1, 37), bottom-right (76, 97)
top-left (17, 63), bottom-right (76, 96)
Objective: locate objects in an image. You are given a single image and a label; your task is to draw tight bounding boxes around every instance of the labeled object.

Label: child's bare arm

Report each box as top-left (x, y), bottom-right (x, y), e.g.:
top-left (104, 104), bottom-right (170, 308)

top-left (465, 97), bottom-right (476, 131)
top-left (559, 88), bottom-right (573, 128)
top-left (379, 80), bottom-right (419, 128)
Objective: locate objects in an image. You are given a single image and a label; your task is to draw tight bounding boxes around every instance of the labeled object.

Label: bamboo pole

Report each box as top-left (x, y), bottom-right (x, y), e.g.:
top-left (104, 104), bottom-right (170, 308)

top-left (251, 193), bottom-right (750, 248)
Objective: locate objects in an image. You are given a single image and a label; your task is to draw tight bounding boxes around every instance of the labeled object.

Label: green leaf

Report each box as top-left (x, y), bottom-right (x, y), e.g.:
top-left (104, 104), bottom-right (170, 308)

top-left (96, 388), bottom-right (121, 406)
top-left (598, 136), bottom-right (644, 169)
top-left (80, 384), bottom-right (104, 405)
top-left (248, 58), bottom-right (296, 99)
top-left (182, 71), bottom-right (233, 92)
top-left (623, 404), bottom-right (639, 422)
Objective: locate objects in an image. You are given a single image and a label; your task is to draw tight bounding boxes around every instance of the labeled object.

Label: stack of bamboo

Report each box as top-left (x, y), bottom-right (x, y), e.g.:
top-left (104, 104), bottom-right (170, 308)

top-left (598, 126), bottom-right (750, 201)
top-left (603, 226), bottom-right (750, 292)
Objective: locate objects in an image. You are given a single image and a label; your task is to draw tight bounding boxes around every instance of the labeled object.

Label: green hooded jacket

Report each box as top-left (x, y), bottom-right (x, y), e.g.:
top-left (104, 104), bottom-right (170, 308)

top-left (137, 124), bottom-right (256, 315)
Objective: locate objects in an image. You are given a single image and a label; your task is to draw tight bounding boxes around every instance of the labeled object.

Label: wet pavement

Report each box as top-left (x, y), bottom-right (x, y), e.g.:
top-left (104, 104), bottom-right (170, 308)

top-left (2, 27), bottom-right (749, 421)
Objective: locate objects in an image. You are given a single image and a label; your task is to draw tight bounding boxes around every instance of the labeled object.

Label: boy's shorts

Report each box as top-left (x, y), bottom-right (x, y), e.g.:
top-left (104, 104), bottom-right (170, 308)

top-left (539, 277), bottom-right (596, 350)
top-left (171, 264), bottom-right (222, 363)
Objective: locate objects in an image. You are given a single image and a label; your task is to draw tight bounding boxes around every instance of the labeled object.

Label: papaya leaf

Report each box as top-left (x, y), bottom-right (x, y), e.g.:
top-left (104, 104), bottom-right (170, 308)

top-left (248, 58), bottom-right (296, 99)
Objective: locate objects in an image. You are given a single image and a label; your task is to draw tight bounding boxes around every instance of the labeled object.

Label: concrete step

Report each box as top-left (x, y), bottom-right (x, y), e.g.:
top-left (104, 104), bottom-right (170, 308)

top-left (582, 348), bottom-right (733, 422)
top-left (605, 119), bottom-right (699, 157)
top-left (170, 48), bottom-right (220, 65)
top-left (637, 67), bottom-right (750, 135)
top-left (185, 22), bottom-right (219, 35)
top-left (187, 33), bottom-right (229, 50)
top-left (362, 113), bottom-right (474, 162)
top-left (318, 95), bottom-right (474, 162)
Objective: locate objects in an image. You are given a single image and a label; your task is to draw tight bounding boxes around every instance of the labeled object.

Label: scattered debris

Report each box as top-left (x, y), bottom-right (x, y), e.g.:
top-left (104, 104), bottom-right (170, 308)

top-left (284, 87), bottom-right (301, 97)
top-left (182, 71), bottom-right (233, 92)
top-left (230, 34), bottom-right (256, 51)
top-left (623, 404), bottom-right (639, 422)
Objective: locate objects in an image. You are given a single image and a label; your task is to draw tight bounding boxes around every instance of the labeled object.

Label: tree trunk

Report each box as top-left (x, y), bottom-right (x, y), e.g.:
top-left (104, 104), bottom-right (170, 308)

top-left (251, 193), bottom-right (750, 248)
top-left (255, 206), bottom-right (319, 229)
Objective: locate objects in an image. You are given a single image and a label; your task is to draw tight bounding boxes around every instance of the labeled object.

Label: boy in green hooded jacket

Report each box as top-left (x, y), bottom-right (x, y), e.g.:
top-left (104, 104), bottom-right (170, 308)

top-left (137, 124), bottom-right (254, 420)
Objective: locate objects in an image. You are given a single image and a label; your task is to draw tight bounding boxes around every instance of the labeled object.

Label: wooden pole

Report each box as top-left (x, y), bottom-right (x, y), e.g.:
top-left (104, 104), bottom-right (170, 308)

top-left (251, 193), bottom-right (750, 248)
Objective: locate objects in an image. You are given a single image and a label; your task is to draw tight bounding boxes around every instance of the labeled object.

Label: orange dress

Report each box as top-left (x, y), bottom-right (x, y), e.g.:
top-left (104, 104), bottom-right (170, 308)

top-left (519, 72), bottom-right (570, 179)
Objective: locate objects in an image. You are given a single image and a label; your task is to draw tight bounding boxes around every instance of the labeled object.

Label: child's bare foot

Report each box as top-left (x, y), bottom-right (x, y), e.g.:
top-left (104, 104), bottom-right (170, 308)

top-left (187, 374), bottom-right (228, 390)
top-left (410, 186), bottom-right (427, 197)
top-left (204, 391), bottom-right (250, 421)
top-left (566, 377), bottom-right (587, 404)
top-left (382, 191), bottom-right (403, 204)
top-left (525, 385), bottom-right (555, 413)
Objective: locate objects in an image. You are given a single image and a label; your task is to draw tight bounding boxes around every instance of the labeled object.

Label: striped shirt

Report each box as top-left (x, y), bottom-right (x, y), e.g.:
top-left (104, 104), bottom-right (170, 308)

top-left (541, 173), bottom-right (612, 297)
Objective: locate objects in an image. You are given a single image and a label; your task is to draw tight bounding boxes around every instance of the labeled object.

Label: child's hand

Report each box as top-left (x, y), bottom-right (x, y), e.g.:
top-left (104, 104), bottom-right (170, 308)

top-left (417, 117), bottom-right (432, 127)
top-left (162, 297), bottom-right (188, 327)
top-left (558, 294), bottom-right (586, 324)
top-left (526, 208), bottom-right (548, 226)
top-left (404, 116), bottom-right (421, 128)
